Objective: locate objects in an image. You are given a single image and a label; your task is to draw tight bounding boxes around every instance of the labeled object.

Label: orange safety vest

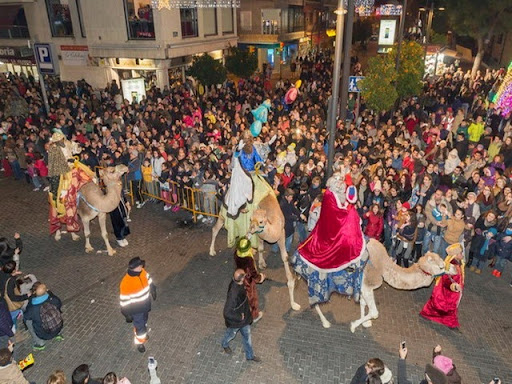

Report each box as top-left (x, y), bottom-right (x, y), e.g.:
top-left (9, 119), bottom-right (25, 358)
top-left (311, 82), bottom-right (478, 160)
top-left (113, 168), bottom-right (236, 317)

top-left (119, 269), bottom-right (152, 311)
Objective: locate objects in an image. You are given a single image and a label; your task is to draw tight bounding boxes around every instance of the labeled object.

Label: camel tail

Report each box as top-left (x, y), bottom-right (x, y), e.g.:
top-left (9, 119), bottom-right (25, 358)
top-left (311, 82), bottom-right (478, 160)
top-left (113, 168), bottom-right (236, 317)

top-left (366, 239), bottom-right (431, 291)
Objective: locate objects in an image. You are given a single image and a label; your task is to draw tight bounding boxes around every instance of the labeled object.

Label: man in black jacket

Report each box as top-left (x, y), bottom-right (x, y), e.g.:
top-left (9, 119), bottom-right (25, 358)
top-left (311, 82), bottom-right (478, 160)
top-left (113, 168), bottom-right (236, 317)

top-left (221, 269), bottom-right (260, 362)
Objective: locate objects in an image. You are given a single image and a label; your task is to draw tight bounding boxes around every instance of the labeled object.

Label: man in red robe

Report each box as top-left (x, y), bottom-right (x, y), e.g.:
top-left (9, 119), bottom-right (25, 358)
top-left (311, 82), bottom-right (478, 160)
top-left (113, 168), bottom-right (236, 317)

top-left (420, 242), bottom-right (465, 329)
top-left (298, 174), bottom-right (364, 271)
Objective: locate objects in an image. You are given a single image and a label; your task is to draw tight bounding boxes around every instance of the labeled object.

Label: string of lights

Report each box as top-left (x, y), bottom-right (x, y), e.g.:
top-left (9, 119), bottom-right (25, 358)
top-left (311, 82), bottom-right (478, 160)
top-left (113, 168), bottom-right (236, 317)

top-left (151, 0), bottom-right (240, 9)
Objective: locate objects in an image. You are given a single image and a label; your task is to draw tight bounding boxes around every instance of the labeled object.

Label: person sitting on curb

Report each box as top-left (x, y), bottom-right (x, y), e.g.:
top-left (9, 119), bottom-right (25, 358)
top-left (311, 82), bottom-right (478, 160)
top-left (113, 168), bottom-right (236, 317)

top-left (23, 282), bottom-right (63, 351)
top-left (0, 341), bottom-right (30, 384)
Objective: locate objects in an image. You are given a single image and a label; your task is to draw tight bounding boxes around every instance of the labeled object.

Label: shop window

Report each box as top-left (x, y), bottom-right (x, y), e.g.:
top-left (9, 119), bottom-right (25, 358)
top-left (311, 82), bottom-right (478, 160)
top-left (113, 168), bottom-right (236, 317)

top-left (45, 0), bottom-right (74, 37)
top-left (221, 8), bottom-right (233, 34)
top-left (76, 0), bottom-right (86, 37)
top-left (124, 0), bottom-right (155, 40)
top-left (203, 8), bottom-right (217, 36)
top-left (0, 6), bottom-right (30, 39)
top-left (181, 8), bottom-right (198, 38)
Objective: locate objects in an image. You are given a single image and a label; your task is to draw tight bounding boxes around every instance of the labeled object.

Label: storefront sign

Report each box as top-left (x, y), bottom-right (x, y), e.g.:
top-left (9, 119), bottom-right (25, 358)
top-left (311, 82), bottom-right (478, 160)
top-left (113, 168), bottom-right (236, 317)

top-left (60, 45), bottom-right (89, 66)
top-left (378, 19), bottom-right (397, 46)
top-left (0, 46), bottom-right (35, 64)
top-left (121, 78), bottom-right (146, 103)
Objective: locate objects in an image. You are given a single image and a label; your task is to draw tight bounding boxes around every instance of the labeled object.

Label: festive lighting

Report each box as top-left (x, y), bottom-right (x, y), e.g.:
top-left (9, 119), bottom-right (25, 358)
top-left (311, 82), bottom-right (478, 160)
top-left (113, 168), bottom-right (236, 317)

top-left (496, 62), bottom-right (512, 116)
top-left (336, 0), bottom-right (375, 16)
top-left (376, 4), bottom-right (402, 16)
top-left (151, 0), bottom-right (240, 9)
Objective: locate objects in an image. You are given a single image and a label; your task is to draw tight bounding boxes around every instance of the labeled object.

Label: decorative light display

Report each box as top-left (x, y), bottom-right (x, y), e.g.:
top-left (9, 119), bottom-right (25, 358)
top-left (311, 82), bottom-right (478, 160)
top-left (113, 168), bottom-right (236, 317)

top-left (353, 0), bottom-right (375, 16)
top-left (151, 0), bottom-right (240, 9)
top-left (376, 4), bottom-right (403, 16)
top-left (496, 62), bottom-right (512, 116)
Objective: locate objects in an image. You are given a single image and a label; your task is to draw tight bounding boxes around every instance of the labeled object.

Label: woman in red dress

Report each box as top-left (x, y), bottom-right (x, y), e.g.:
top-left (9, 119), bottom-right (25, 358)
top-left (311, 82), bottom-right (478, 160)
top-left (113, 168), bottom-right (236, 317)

top-left (420, 243), bottom-right (465, 329)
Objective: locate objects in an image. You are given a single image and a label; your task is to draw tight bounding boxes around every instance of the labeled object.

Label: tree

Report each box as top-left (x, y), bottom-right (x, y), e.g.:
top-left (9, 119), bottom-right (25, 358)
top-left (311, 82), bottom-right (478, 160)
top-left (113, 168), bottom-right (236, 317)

top-left (359, 55), bottom-right (398, 127)
top-left (391, 41), bottom-right (425, 100)
top-left (446, 0), bottom-right (512, 78)
top-left (225, 47), bottom-right (258, 78)
top-left (186, 54), bottom-right (227, 89)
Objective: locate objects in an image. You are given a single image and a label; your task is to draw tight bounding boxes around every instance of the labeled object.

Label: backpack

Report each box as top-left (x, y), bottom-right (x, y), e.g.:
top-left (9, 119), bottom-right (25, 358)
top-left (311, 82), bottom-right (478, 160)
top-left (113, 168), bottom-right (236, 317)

top-left (40, 301), bottom-right (63, 334)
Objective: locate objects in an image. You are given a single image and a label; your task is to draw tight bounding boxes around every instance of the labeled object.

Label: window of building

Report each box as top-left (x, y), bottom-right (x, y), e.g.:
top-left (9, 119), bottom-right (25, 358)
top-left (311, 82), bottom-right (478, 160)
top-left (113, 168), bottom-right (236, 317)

top-left (45, 0), bottom-right (74, 37)
top-left (203, 8), bottom-right (217, 36)
top-left (221, 7), bottom-right (233, 34)
top-left (124, 0), bottom-right (155, 40)
top-left (261, 9), bottom-right (280, 35)
top-left (181, 8), bottom-right (198, 38)
top-left (76, 0), bottom-right (86, 37)
top-left (0, 6), bottom-right (30, 39)
top-left (287, 5), bottom-right (304, 33)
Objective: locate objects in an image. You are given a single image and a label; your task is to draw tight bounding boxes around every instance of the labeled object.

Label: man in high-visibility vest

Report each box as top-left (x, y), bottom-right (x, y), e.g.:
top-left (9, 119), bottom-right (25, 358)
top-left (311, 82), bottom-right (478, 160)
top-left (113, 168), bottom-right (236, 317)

top-left (120, 257), bottom-right (156, 353)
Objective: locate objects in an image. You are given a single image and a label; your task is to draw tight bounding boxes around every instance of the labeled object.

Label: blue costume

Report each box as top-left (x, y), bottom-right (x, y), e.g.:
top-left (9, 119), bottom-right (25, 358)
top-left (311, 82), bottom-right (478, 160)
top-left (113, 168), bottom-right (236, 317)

top-left (235, 147), bottom-right (263, 172)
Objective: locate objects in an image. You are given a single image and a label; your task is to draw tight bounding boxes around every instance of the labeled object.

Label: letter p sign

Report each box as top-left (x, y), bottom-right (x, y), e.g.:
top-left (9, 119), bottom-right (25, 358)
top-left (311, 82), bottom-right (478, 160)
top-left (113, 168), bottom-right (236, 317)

top-left (34, 43), bottom-right (58, 74)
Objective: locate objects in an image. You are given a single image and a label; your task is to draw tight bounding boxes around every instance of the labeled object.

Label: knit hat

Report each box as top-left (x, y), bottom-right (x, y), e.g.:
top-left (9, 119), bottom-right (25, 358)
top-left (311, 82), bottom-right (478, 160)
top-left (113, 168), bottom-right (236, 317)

top-left (425, 363), bottom-right (448, 384)
top-left (128, 257), bottom-right (145, 269)
top-left (236, 237), bottom-right (253, 258)
top-left (402, 202), bottom-right (411, 210)
top-left (433, 355), bottom-right (454, 375)
top-left (488, 228), bottom-right (498, 236)
top-left (374, 180), bottom-right (382, 192)
top-left (287, 143), bottom-right (296, 151)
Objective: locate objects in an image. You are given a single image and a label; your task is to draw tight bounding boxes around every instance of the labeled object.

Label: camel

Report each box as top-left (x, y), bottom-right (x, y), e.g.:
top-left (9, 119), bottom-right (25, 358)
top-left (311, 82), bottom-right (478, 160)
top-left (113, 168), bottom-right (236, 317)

top-left (77, 165), bottom-right (128, 256)
top-left (285, 172), bottom-right (456, 331)
top-left (209, 192), bottom-right (300, 311)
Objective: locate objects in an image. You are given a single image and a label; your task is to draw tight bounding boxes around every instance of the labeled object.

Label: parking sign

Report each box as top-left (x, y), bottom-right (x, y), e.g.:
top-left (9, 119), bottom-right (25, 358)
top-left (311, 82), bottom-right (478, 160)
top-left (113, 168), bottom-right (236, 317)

top-left (34, 43), bottom-right (59, 75)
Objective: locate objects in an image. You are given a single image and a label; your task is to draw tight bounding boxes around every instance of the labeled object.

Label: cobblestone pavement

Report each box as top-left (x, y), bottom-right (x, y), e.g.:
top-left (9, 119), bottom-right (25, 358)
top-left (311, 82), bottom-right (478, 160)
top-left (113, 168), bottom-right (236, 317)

top-left (1, 178), bottom-right (511, 384)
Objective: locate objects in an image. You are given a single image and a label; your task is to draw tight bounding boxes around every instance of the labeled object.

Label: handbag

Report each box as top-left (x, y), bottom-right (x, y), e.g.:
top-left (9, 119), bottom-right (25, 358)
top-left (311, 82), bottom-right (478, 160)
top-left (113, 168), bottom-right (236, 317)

top-left (3, 278), bottom-right (24, 312)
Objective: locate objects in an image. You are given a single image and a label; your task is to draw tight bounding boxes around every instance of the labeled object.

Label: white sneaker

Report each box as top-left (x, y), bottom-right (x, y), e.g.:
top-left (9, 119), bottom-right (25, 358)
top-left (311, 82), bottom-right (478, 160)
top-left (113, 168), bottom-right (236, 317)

top-left (33, 187), bottom-right (40, 191)
top-left (126, 217), bottom-right (132, 222)
top-left (163, 205), bottom-right (172, 211)
top-left (122, 239), bottom-right (129, 246)
top-left (116, 239), bottom-right (127, 247)
top-left (43, 186), bottom-right (50, 192)
top-left (197, 214), bottom-right (204, 220)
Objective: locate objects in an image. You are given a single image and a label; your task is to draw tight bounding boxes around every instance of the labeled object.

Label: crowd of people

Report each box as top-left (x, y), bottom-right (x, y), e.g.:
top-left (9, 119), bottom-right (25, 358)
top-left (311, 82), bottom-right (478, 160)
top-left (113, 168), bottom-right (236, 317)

top-left (1, 44), bottom-right (512, 382)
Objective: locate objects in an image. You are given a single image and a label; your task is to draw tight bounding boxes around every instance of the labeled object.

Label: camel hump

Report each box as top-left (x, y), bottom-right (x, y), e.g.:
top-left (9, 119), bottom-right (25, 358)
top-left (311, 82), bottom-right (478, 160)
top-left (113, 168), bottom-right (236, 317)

top-left (258, 193), bottom-right (284, 221)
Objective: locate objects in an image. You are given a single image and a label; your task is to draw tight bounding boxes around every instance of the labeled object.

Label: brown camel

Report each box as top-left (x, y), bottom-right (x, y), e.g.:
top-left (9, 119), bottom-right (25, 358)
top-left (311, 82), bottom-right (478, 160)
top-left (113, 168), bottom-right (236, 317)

top-left (209, 193), bottom-right (299, 311)
top-left (77, 165), bottom-right (128, 256)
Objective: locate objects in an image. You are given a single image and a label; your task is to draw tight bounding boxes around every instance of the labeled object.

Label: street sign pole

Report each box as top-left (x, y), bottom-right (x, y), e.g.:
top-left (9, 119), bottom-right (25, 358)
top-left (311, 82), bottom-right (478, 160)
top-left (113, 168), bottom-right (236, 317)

top-left (327, 0), bottom-right (345, 179)
top-left (33, 42), bottom-right (59, 116)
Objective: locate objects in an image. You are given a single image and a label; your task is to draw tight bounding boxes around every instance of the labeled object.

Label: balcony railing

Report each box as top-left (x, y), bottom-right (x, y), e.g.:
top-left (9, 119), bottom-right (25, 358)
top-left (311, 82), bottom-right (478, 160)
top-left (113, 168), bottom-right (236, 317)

top-left (0, 25), bottom-right (30, 39)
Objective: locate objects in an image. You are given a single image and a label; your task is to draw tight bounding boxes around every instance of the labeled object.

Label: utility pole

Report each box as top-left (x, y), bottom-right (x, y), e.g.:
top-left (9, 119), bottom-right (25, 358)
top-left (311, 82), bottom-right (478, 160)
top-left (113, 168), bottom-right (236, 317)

top-left (326, 0), bottom-right (345, 178)
top-left (340, 0), bottom-right (355, 121)
top-left (395, 0), bottom-right (408, 71)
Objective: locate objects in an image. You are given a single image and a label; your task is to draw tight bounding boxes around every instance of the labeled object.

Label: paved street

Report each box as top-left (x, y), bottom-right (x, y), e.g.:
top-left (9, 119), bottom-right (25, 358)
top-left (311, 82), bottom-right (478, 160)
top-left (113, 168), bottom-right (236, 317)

top-left (1, 178), bottom-right (511, 384)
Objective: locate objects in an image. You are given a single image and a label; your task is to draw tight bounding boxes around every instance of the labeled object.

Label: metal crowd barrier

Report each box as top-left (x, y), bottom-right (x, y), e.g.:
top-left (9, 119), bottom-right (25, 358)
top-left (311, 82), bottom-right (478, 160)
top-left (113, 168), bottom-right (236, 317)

top-left (93, 165), bottom-right (219, 222)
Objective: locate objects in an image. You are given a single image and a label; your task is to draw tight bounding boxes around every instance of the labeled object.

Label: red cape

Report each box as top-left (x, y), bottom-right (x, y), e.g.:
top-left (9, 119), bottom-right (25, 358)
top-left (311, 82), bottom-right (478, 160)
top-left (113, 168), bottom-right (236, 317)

top-left (298, 189), bottom-right (364, 271)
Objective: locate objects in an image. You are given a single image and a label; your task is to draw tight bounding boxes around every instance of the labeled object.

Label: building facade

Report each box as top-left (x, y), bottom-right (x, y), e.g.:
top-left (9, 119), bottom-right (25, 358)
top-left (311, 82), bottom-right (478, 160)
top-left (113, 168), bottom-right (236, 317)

top-left (489, 32), bottom-right (512, 68)
top-left (0, 0), bottom-right (237, 89)
top-left (237, 0), bottom-right (335, 74)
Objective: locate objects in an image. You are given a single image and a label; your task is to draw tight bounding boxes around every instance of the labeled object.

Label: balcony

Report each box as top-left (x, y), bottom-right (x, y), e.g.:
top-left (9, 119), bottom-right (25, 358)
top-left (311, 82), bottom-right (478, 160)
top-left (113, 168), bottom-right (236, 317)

top-left (0, 24), bottom-right (29, 38)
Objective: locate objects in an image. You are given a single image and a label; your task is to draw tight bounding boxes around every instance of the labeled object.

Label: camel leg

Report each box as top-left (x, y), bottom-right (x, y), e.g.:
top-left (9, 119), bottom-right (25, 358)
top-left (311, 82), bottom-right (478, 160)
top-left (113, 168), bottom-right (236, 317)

top-left (83, 218), bottom-right (94, 253)
top-left (55, 230), bottom-right (61, 241)
top-left (99, 212), bottom-right (115, 256)
top-left (350, 286), bottom-right (379, 333)
top-left (71, 232), bottom-right (80, 241)
top-left (357, 294), bottom-right (372, 328)
top-left (278, 234), bottom-right (301, 311)
top-left (257, 239), bottom-right (266, 269)
top-left (209, 217), bottom-right (224, 256)
top-left (314, 304), bottom-right (331, 328)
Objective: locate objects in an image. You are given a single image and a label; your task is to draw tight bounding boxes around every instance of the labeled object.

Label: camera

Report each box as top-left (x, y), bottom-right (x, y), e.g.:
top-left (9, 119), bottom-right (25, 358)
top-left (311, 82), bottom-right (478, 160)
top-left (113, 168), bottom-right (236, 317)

top-left (493, 378), bottom-right (499, 384)
top-left (401, 341), bottom-right (406, 349)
